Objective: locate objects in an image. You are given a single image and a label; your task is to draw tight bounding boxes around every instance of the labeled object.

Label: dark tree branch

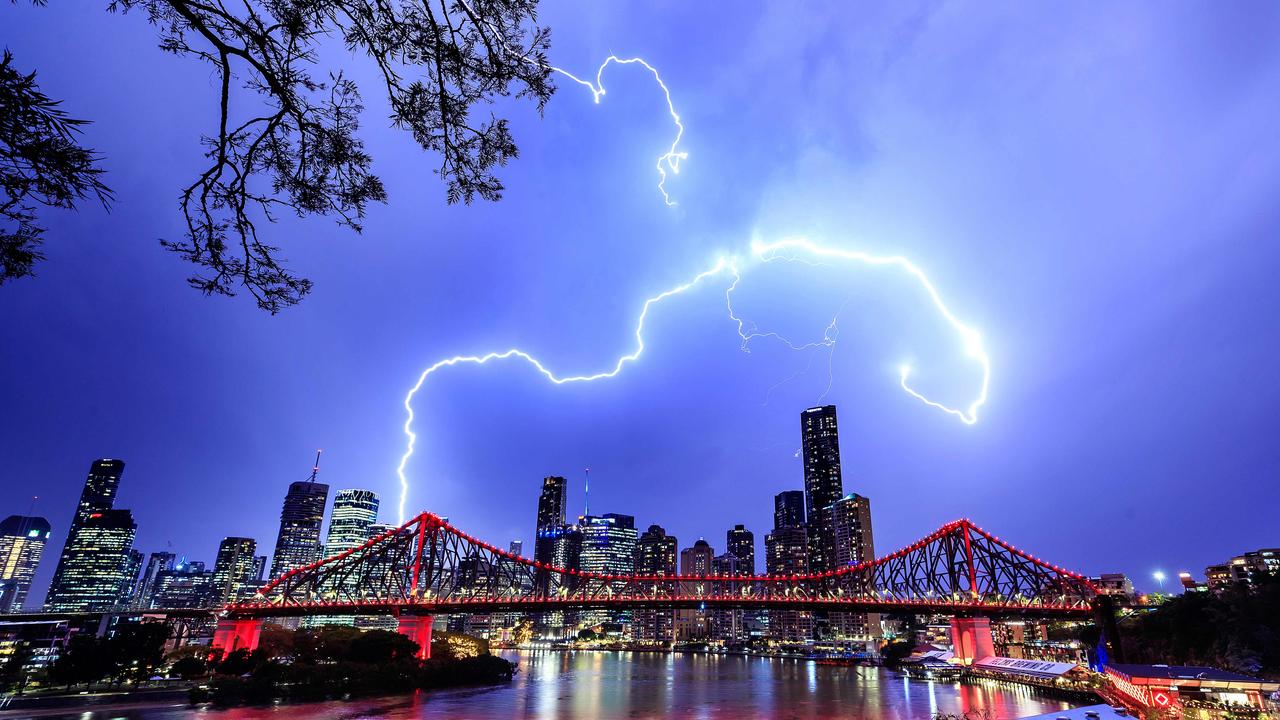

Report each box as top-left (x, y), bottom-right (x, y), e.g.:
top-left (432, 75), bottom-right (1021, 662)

top-left (0, 49), bottom-right (112, 285)
top-left (98, 0), bottom-right (554, 311)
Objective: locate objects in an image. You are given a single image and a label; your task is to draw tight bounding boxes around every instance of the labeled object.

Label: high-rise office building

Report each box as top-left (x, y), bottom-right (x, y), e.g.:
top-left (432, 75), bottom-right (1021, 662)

top-left (633, 524), bottom-right (678, 645)
top-left (801, 406), bottom-right (843, 574)
top-left (680, 539), bottom-right (714, 576)
top-left (45, 509), bottom-right (137, 611)
top-left (826, 493), bottom-right (879, 645)
top-left (269, 477), bottom-right (330, 580)
top-left (579, 514), bottom-right (637, 626)
top-left (726, 525), bottom-right (755, 576)
top-left (151, 560), bottom-right (213, 608)
top-left (212, 537), bottom-right (260, 604)
top-left (774, 491), bottom-right (805, 531)
top-left (47, 459), bottom-right (134, 610)
top-left (828, 494), bottom-right (874, 568)
top-left (326, 490), bottom-right (380, 556)
top-left (533, 476), bottom-right (568, 594)
top-left (544, 523), bottom-right (582, 633)
top-left (312, 489), bottom-right (379, 628)
top-left (132, 550), bottom-right (175, 607)
top-left (133, 551), bottom-right (176, 609)
top-left (724, 524), bottom-right (757, 642)
top-left (0, 515), bottom-right (51, 613)
top-left (710, 552), bottom-right (749, 643)
top-left (121, 549), bottom-right (144, 603)
top-left (765, 523), bottom-right (812, 643)
top-left (677, 539), bottom-right (715, 640)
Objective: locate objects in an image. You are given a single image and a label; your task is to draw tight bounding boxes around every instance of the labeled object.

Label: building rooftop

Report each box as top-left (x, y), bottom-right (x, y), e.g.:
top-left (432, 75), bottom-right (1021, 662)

top-left (1107, 664), bottom-right (1265, 683)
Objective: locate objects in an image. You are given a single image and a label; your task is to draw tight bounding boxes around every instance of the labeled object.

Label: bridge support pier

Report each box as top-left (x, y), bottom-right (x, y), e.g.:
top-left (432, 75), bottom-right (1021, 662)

top-left (949, 616), bottom-right (995, 664)
top-left (397, 614), bottom-right (435, 660)
top-left (212, 618), bottom-right (264, 657)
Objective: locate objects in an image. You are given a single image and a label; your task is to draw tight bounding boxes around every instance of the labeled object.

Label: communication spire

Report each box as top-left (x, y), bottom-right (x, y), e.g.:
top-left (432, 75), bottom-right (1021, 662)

top-left (307, 449), bottom-right (322, 484)
top-left (583, 467), bottom-right (591, 518)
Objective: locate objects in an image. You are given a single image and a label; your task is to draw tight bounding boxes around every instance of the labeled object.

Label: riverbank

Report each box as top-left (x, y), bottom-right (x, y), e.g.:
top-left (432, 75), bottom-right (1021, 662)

top-left (0, 687), bottom-right (192, 717)
top-left (191, 653), bottom-right (517, 707)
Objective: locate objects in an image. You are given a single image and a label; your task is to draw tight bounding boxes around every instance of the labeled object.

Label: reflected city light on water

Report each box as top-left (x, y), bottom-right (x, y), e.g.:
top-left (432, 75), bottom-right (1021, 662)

top-left (88, 652), bottom-right (1077, 720)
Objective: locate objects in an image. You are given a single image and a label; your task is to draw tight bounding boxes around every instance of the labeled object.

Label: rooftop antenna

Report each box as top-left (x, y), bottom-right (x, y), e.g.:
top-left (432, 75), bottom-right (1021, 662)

top-left (27, 496), bottom-right (38, 515)
top-left (306, 449), bottom-right (322, 483)
top-left (583, 467), bottom-right (591, 517)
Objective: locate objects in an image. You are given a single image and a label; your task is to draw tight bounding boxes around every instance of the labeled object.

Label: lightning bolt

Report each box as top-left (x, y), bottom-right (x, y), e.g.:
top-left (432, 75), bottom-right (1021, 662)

top-left (456, 0), bottom-right (686, 204)
top-left (395, 238), bottom-right (991, 523)
top-left (551, 57), bottom-right (687, 206)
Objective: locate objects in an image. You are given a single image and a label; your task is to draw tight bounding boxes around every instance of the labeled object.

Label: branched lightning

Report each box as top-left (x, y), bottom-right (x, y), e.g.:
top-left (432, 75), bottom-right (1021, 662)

top-left (392, 49), bottom-right (991, 523)
top-left (395, 238), bottom-right (991, 523)
top-left (457, 0), bottom-right (687, 204)
top-left (550, 57), bottom-right (687, 205)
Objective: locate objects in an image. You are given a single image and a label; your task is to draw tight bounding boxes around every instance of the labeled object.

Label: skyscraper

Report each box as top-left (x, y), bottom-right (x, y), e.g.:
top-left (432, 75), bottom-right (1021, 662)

top-left (326, 489), bottom-right (380, 556)
top-left (151, 560), bottom-right (214, 608)
top-left (533, 476), bottom-right (568, 595)
top-left (633, 524), bottom-right (678, 645)
top-left (677, 539), bottom-right (714, 640)
top-left (766, 502), bottom-right (812, 644)
top-left (269, 473), bottom-right (330, 581)
top-left (579, 513), bottom-right (637, 626)
top-left (44, 509), bottom-right (137, 611)
top-left (121, 549), bottom-right (144, 604)
top-left (0, 515), bottom-right (51, 613)
top-left (212, 537), bottom-right (260, 604)
top-left (133, 551), bottom-right (175, 609)
top-left (827, 493), bottom-right (879, 645)
top-left (544, 523), bottom-right (582, 633)
top-left (726, 524), bottom-right (755, 576)
top-left (828, 494), bottom-right (874, 568)
top-left (801, 406), bottom-right (844, 574)
top-left (47, 459), bottom-right (133, 610)
top-left (724, 524), bottom-right (757, 643)
top-left (773, 491), bottom-right (805, 531)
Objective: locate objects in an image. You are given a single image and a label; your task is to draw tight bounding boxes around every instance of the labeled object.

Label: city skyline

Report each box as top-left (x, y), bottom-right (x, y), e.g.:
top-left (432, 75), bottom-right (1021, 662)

top-left (3, 1), bottom-right (1279, 619)
top-left (4, 401), bottom-right (1255, 612)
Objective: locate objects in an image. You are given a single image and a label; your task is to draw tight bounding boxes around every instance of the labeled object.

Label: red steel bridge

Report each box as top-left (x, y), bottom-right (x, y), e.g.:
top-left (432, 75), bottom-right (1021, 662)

top-left (214, 513), bottom-right (1098, 659)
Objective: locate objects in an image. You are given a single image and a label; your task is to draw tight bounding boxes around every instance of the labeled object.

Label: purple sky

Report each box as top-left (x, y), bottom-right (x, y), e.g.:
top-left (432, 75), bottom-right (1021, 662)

top-left (3, 2), bottom-right (1279, 603)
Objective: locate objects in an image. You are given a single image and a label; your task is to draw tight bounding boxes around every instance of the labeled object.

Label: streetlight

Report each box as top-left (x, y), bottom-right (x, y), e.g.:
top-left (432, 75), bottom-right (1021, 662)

top-left (1153, 570), bottom-right (1166, 589)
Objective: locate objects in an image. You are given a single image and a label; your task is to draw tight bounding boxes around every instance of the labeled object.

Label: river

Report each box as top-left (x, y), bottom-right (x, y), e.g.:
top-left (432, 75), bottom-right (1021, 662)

top-left (13, 651), bottom-right (1078, 720)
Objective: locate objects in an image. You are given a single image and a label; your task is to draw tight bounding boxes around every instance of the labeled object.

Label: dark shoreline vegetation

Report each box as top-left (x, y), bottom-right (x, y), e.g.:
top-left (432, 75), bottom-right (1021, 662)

top-left (189, 626), bottom-right (516, 708)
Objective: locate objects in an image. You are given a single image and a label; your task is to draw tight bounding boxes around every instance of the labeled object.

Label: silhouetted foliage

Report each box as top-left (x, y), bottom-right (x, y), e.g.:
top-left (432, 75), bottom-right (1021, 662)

top-left (106, 622), bottom-right (170, 684)
top-left (214, 647), bottom-right (261, 676)
top-left (192, 624), bottom-right (513, 707)
top-left (168, 655), bottom-right (208, 680)
top-left (11, 0), bottom-right (554, 311)
top-left (1119, 574), bottom-right (1280, 680)
top-left (46, 634), bottom-right (112, 689)
top-left (44, 623), bottom-right (170, 689)
top-left (880, 639), bottom-right (914, 666)
top-left (0, 49), bottom-right (112, 284)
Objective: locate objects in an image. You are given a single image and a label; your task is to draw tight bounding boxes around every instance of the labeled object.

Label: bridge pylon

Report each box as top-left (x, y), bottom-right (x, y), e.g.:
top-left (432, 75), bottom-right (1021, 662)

top-left (397, 614), bottom-right (436, 659)
top-left (211, 617), bottom-right (264, 658)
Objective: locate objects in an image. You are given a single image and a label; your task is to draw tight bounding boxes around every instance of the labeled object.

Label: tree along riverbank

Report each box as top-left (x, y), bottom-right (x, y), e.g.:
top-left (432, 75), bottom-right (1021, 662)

top-left (189, 626), bottom-right (515, 707)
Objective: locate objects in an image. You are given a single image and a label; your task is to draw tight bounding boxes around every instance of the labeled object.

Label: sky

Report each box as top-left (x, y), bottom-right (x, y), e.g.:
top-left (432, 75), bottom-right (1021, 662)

top-left (3, 1), bottom-right (1279, 604)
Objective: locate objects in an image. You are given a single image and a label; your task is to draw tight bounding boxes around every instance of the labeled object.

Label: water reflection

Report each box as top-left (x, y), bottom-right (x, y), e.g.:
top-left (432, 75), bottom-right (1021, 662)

top-left (35, 652), bottom-right (1075, 720)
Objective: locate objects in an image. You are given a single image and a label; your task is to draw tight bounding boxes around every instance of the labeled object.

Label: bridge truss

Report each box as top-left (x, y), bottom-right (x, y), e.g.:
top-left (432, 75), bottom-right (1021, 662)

top-left (228, 514), bottom-right (1096, 619)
